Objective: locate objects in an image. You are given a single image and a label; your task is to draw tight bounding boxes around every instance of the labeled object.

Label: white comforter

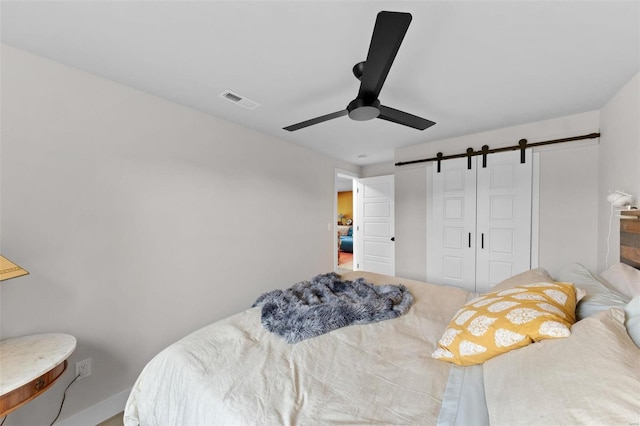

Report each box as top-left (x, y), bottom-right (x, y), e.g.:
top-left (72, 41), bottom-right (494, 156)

top-left (124, 272), bottom-right (471, 426)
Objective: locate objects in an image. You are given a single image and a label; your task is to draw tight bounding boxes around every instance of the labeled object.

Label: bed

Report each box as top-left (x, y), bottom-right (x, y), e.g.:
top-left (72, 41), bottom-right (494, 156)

top-left (124, 219), bottom-right (640, 425)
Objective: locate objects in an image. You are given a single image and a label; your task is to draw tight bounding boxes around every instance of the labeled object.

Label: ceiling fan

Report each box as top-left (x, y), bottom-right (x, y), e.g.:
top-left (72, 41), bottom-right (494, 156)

top-left (283, 11), bottom-right (435, 132)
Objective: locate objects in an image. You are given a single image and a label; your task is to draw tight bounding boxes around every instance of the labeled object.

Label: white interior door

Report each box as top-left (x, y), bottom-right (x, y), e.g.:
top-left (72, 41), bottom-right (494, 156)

top-left (428, 158), bottom-right (477, 290)
top-left (357, 175), bottom-right (395, 275)
top-left (475, 150), bottom-right (532, 292)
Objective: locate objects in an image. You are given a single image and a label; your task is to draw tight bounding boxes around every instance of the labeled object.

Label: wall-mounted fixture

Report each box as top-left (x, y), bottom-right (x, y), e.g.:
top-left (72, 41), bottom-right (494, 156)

top-left (0, 255), bottom-right (29, 281)
top-left (607, 190), bottom-right (633, 208)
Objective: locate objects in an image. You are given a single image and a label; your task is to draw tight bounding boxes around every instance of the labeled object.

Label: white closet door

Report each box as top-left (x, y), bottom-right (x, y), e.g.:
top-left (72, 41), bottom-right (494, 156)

top-left (429, 158), bottom-right (477, 290)
top-left (475, 150), bottom-right (532, 292)
top-left (357, 175), bottom-right (395, 276)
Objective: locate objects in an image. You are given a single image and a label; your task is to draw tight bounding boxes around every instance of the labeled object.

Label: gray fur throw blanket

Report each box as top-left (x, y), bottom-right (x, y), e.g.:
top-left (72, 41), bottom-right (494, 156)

top-left (252, 272), bottom-right (414, 343)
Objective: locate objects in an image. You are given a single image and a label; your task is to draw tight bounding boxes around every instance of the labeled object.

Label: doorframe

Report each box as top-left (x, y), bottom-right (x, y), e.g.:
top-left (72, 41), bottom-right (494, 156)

top-left (335, 169), bottom-right (360, 272)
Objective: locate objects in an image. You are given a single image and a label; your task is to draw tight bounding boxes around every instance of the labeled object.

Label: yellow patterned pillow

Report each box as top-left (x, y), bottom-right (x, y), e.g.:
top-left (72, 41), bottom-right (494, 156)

top-left (432, 282), bottom-right (577, 366)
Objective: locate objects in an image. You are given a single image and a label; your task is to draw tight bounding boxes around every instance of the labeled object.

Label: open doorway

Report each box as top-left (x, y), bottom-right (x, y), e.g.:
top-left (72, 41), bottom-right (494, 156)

top-left (334, 172), bottom-right (395, 275)
top-left (335, 171), bottom-right (358, 273)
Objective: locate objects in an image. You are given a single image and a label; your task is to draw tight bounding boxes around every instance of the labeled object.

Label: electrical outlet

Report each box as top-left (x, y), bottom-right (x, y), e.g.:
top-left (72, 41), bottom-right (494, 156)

top-left (75, 358), bottom-right (92, 379)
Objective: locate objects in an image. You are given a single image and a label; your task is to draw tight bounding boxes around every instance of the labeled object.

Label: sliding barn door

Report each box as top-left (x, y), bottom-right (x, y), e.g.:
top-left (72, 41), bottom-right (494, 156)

top-left (357, 175), bottom-right (395, 276)
top-left (475, 150), bottom-right (532, 292)
top-left (428, 158), bottom-right (477, 290)
top-left (429, 149), bottom-right (533, 292)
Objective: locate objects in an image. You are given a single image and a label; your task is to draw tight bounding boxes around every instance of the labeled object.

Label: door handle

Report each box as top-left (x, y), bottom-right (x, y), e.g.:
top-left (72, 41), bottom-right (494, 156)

top-left (468, 233), bottom-right (471, 248)
top-left (390, 237), bottom-right (395, 242)
top-left (481, 233), bottom-right (484, 249)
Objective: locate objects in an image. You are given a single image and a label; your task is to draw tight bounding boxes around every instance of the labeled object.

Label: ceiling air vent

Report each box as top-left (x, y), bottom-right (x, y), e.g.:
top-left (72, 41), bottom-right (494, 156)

top-left (219, 90), bottom-right (259, 110)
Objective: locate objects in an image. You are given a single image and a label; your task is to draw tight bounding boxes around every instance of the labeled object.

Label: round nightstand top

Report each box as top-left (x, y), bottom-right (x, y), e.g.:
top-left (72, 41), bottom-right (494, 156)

top-left (0, 333), bottom-right (76, 395)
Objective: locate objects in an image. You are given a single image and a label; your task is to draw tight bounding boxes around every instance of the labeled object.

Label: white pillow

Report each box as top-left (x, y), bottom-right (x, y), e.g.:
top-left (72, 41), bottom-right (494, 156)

top-left (601, 262), bottom-right (640, 298)
top-left (483, 308), bottom-right (640, 425)
top-left (555, 262), bottom-right (629, 320)
top-left (625, 295), bottom-right (640, 348)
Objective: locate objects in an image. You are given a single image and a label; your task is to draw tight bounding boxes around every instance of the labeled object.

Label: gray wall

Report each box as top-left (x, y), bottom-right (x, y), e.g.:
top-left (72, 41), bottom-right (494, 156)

top-left (597, 72), bottom-right (640, 271)
top-left (0, 45), bottom-right (359, 425)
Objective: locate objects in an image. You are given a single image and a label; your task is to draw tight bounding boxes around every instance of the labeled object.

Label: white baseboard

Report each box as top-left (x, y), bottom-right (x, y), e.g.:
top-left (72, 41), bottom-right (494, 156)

top-left (57, 388), bottom-right (131, 426)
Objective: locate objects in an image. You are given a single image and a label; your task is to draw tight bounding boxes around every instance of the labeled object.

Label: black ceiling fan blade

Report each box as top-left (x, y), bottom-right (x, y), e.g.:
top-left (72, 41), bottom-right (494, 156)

top-left (283, 110), bottom-right (348, 131)
top-left (357, 11), bottom-right (412, 100)
top-left (378, 105), bottom-right (435, 130)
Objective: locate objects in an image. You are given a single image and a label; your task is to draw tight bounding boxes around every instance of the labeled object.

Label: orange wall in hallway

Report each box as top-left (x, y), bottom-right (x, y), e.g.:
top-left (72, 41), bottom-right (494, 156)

top-left (337, 191), bottom-right (353, 221)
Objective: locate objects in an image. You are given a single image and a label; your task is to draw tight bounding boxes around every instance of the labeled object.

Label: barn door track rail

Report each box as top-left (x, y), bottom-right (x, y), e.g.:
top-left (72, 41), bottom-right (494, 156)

top-left (394, 132), bottom-right (600, 172)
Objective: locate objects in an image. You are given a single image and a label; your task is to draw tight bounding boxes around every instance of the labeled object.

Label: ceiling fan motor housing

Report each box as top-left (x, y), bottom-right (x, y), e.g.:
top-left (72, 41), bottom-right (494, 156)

top-left (347, 98), bottom-right (381, 121)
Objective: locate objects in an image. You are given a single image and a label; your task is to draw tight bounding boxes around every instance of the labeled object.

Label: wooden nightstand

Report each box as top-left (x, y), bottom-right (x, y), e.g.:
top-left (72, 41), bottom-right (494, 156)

top-left (0, 333), bottom-right (76, 417)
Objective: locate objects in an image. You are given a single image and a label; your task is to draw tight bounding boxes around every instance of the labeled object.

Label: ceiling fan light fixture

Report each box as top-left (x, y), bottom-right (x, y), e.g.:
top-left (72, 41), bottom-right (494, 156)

top-left (347, 98), bottom-right (380, 121)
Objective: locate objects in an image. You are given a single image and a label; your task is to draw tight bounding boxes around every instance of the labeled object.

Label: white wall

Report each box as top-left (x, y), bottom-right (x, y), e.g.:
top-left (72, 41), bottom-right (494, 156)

top-left (394, 111), bottom-right (601, 281)
top-left (393, 166), bottom-right (428, 280)
top-left (361, 162), bottom-right (395, 178)
top-left (597, 71), bottom-right (640, 271)
top-left (0, 45), bottom-right (359, 425)
top-left (537, 143), bottom-right (600, 272)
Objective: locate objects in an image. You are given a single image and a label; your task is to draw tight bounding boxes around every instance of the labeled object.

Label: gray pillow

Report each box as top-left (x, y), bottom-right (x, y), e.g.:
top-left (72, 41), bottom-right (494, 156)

top-left (555, 262), bottom-right (630, 320)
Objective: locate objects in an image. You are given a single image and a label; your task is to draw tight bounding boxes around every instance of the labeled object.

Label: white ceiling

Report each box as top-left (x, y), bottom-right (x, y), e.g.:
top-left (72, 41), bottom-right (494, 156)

top-left (2, 1), bottom-right (639, 166)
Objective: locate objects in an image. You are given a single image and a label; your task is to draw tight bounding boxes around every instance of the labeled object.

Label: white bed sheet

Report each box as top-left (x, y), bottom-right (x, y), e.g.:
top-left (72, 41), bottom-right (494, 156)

top-left (124, 272), bottom-right (485, 425)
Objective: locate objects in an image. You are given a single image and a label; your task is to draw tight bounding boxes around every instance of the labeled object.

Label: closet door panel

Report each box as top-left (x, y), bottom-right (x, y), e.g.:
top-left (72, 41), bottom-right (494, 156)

top-left (475, 150), bottom-right (532, 293)
top-left (429, 158), bottom-right (477, 290)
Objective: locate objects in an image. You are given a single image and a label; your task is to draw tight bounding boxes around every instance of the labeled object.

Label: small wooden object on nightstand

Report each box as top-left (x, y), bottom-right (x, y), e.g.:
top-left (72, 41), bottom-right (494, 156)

top-left (0, 333), bottom-right (76, 417)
